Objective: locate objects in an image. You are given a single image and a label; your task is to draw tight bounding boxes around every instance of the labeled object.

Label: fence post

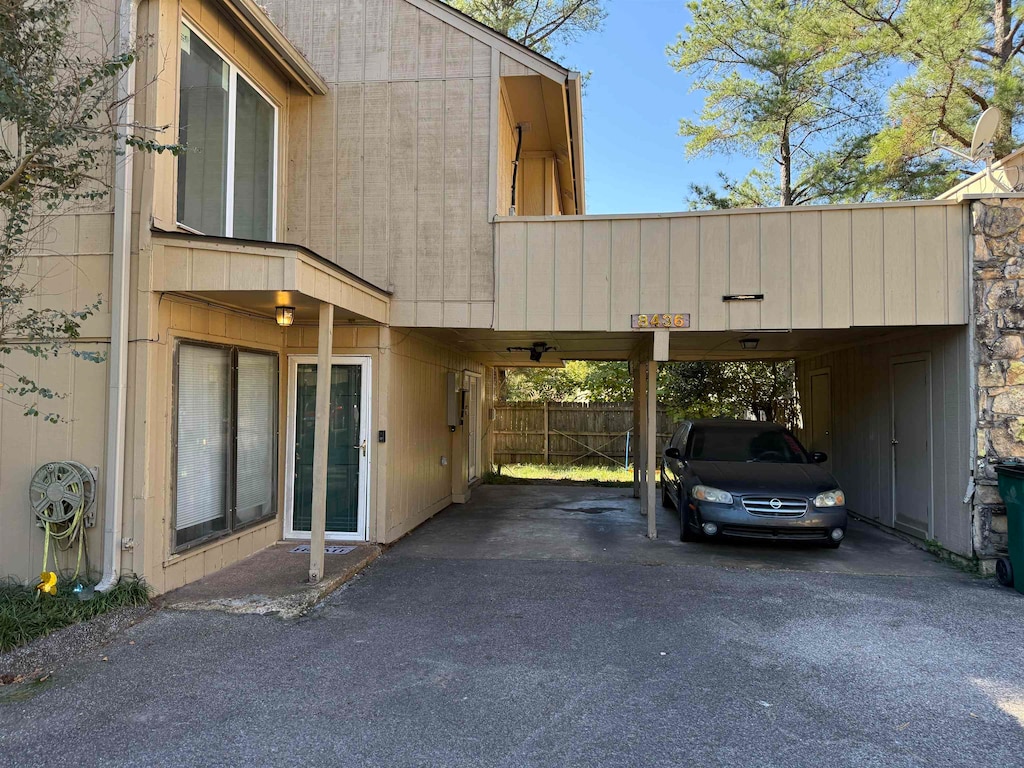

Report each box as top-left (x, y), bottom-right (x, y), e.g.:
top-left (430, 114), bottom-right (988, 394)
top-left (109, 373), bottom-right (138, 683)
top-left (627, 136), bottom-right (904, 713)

top-left (543, 401), bottom-right (550, 465)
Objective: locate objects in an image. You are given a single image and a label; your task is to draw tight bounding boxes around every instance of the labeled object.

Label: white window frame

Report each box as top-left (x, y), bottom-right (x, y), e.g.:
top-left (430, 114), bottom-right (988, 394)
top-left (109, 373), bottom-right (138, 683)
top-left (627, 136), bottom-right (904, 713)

top-left (177, 19), bottom-right (280, 241)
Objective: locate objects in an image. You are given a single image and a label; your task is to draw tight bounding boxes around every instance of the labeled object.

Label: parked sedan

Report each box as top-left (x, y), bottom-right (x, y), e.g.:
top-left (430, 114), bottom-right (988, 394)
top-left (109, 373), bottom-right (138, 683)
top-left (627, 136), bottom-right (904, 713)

top-left (661, 419), bottom-right (847, 547)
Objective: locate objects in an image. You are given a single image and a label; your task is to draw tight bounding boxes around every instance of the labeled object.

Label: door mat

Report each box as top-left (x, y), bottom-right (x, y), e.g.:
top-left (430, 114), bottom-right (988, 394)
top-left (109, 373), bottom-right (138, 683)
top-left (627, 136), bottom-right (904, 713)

top-left (290, 545), bottom-right (357, 555)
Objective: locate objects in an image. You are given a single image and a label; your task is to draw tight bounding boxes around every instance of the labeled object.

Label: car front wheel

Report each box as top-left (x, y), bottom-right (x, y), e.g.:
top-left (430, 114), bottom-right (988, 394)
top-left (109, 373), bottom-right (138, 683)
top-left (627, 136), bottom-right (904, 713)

top-left (680, 493), bottom-right (699, 542)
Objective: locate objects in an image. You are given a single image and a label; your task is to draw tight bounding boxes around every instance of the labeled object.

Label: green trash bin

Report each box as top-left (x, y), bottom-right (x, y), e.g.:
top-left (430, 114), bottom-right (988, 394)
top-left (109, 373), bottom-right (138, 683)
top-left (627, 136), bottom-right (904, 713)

top-left (994, 462), bottom-right (1024, 594)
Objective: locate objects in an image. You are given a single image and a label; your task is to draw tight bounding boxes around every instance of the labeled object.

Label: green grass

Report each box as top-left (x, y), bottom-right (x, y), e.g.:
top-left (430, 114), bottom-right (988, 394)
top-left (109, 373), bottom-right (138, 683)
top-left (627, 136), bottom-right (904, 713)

top-left (0, 576), bottom-right (151, 653)
top-left (483, 463), bottom-right (662, 487)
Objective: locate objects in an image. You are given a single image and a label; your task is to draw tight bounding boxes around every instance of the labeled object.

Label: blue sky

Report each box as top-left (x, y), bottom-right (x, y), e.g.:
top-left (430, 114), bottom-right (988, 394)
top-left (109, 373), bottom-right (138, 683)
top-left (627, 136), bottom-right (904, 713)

top-left (560, 0), bottom-right (752, 214)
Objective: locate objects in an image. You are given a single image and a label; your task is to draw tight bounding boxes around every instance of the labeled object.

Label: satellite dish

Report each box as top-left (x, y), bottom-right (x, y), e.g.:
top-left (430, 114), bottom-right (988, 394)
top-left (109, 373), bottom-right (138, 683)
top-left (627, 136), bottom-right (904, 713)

top-left (970, 107), bottom-right (1002, 159)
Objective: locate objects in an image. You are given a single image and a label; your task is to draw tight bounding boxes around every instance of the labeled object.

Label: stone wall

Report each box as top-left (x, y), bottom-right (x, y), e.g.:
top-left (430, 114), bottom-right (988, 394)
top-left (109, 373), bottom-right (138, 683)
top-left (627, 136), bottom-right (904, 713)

top-left (971, 198), bottom-right (1024, 557)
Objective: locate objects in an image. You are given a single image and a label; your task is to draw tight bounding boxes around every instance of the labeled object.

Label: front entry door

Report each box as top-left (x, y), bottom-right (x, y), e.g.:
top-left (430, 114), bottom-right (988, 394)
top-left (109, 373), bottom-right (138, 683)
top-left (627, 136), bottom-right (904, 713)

top-left (285, 355), bottom-right (370, 541)
top-left (891, 356), bottom-right (931, 538)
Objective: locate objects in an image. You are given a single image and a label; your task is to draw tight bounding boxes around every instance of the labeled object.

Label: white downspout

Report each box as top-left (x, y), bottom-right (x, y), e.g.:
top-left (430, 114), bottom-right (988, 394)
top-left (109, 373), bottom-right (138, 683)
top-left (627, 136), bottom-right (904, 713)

top-left (97, 0), bottom-right (139, 591)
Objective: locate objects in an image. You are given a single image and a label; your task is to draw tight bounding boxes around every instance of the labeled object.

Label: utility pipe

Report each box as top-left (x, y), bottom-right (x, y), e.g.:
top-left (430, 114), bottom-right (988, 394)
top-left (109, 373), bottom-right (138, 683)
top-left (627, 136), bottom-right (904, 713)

top-left (97, 0), bottom-right (139, 591)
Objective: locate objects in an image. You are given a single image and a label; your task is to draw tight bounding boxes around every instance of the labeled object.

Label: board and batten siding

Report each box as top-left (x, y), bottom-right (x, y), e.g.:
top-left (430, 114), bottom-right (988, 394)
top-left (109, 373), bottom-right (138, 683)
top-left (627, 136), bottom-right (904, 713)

top-left (494, 202), bottom-right (970, 331)
top-left (262, 0), bottom-right (513, 329)
top-left (796, 326), bottom-right (972, 556)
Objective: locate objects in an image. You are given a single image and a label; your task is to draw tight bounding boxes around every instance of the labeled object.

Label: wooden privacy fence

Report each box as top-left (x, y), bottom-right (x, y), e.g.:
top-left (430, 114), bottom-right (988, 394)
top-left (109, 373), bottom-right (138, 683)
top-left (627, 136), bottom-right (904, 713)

top-left (493, 402), bottom-right (674, 467)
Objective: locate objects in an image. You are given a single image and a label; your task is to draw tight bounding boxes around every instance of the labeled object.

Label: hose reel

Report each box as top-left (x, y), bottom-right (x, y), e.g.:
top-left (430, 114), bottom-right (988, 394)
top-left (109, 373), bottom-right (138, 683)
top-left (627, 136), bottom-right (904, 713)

top-left (29, 461), bottom-right (97, 579)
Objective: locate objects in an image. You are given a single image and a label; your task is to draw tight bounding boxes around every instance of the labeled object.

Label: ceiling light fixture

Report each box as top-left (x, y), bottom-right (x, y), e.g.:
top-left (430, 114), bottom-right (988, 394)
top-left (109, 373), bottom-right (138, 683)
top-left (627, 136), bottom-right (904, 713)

top-left (739, 338), bottom-right (760, 351)
top-left (276, 306), bottom-right (296, 327)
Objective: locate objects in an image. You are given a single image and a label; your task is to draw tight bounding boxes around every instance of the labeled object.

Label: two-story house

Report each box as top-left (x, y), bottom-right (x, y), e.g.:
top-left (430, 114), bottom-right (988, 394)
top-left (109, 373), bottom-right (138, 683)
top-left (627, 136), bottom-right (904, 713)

top-left (3, 0), bottom-right (1023, 592)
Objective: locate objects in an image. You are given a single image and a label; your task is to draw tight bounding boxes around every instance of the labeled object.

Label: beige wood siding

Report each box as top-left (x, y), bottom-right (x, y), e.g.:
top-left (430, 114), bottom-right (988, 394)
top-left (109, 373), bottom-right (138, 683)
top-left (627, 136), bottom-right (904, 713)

top-left (796, 326), bottom-right (972, 556)
top-left (494, 202), bottom-right (970, 332)
top-left (266, 0), bottom-right (497, 328)
top-left (0, 214), bottom-right (114, 582)
top-left (383, 332), bottom-right (485, 541)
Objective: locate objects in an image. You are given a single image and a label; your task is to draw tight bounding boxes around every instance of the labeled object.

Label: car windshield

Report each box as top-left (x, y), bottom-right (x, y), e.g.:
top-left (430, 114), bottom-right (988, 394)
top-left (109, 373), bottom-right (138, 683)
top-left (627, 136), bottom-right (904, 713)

top-left (686, 425), bottom-right (809, 464)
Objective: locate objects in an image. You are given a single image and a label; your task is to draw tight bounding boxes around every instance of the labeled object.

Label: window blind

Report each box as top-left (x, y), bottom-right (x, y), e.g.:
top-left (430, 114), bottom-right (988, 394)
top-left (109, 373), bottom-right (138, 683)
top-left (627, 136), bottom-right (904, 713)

top-left (176, 345), bottom-right (230, 531)
top-left (236, 352), bottom-right (277, 523)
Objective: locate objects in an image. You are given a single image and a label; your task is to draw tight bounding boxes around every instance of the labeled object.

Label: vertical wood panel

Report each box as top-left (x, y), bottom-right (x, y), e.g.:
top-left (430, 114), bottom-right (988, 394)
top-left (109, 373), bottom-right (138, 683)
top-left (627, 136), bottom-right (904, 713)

top-left (759, 213), bottom-right (791, 328)
top-left (728, 213), bottom-right (760, 330)
top-left (639, 218), bottom-right (670, 313)
top-left (553, 220), bottom-right (583, 330)
top-left (470, 78), bottom-right (493, 302)
top-left (790, 210), bottom-right (822, 328)
top-left (946, 207), bottom-right (967, 324)
top-left (388, 81), bottom-right (417, 301)
top-left (363, 83), bottom-right (389, 286)
top-left (610, 219), bottom-right (641, 331)
top-left (416, 79), bottom-right (443, 302)
top-left (669, 217), bottom-right (700, 326)
top-left (851, 207), bottom-right (883, 325)
top-left (417, 12), bottom-right (445, 79)
top-left (883, 207), bottom-right (916, 325)
top-left (914, 205), bottom-right (948, 324)
top-left (336, 84), bottom-right (364, 273)
top-left (581, 219), bottom-right (612, 331)
top-left (821, 209), bottom-right (852, 328)
top-left (336, 0), bottom-right (364, 81)
top-left (390, 1), bottom-right (419, 79)
top-left (496, 222), bottom-right (527, 328)
top-left (364, 0), bottom-right (392, 80)
top-left (286, 95), bottom-right (311, 245)
top-left (699, 216), bottom-right (728, 330)
top-left (307, 91), bottom-right (337, 257)
top-left (444, 26), bottom-right (474, 78)
top-left (443, 78), bottom-right (472, 302)
top-left (525, 222), bottom-right (555, 330)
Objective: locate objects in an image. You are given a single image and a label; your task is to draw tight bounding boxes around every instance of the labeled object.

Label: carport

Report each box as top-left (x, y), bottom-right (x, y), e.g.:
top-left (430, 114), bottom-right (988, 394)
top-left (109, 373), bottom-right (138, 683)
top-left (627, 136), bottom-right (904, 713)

top-left (423, 197), bottom-right (978, 558)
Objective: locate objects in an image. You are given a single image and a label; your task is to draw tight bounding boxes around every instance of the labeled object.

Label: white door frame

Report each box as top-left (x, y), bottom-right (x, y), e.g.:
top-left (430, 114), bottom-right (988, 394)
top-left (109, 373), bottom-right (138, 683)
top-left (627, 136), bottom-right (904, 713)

top-left (283, 354), bottom-right (372, 541)
top-left (464, 371), bottom-right (482, 482)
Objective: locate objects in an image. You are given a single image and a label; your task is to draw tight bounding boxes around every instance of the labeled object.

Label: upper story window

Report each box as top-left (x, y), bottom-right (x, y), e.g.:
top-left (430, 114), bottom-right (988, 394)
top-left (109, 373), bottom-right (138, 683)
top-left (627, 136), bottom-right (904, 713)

top-left (177, 22), bottom-right (278, 241)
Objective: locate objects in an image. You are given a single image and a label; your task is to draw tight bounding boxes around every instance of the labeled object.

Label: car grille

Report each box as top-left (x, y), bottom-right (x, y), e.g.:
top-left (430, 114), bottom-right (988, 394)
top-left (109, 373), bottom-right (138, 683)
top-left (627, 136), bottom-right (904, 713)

top-left (720, 524), bottom-right (828, 540)
top-left (741, 496), bottom-right (808, 517)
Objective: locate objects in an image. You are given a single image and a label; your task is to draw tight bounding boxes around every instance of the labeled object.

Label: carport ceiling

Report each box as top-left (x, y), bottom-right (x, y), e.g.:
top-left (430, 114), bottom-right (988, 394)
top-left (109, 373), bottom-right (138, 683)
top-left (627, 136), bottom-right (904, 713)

top-left (420, 326), bottom-right (950, 365)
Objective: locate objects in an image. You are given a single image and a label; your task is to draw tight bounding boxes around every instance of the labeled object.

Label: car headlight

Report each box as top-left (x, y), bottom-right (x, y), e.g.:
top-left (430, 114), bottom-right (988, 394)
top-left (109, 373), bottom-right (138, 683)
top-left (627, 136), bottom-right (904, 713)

top-left (813, 489), bottom-right (846, 508)
top-left (692, 485), bottom-right (734, 504)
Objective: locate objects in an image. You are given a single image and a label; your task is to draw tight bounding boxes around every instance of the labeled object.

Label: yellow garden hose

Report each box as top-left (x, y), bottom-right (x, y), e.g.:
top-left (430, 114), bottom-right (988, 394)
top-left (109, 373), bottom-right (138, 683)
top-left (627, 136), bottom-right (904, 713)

top-left (29, 462), bottom-right (94, 583)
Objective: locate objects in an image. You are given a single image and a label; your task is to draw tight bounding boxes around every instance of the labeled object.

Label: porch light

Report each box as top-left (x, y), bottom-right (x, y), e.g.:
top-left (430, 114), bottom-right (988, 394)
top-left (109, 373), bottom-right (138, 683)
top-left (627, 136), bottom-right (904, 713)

top-left (739, 338), bottom-right (759, 351)
top-left (276, 306), bottom-right (296, 327)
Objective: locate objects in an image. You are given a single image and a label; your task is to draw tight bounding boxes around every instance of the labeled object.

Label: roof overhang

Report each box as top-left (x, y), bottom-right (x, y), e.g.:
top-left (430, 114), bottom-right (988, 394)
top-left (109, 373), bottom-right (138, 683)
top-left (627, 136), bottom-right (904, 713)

top-left (936, 145), bottom-right (1024, 201)
top-left (151, 231), bottom-right (389, 325)
top-left (219, 0), bottom-right (329, 95)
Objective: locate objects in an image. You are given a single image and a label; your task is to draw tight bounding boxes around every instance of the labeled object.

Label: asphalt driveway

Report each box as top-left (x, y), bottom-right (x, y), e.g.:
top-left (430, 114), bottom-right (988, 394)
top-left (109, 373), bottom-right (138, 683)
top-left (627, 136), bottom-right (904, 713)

top-left (2, 485), bottom-right (1022, 767)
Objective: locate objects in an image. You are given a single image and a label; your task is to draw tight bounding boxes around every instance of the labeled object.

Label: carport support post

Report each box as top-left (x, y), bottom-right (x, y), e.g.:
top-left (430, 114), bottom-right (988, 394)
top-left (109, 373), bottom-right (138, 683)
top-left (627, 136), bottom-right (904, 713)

top-left (632, 362), bottom-right (641, 498)
top-left (309, 301), bottom-right (334, 584)
top-left (646, 359), bottom-right (658, 539)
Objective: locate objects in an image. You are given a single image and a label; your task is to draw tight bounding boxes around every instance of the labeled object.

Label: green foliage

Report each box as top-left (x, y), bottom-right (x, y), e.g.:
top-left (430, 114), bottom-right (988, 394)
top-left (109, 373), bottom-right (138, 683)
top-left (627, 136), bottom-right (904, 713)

top-left (499, 360), bottom-right (633, 402)
top-left (0, 576), bottom-right (150, 653)
top-left (661, 360), bottom-right (800, 427)
top-left (445, 0), bottom-right (606, 56)
top-left (0, 0), bottom-right (179, 420)
top-left (839, 0), bottom-right (1024, 164)
top-left (669, 0), bottom-right (884, 206)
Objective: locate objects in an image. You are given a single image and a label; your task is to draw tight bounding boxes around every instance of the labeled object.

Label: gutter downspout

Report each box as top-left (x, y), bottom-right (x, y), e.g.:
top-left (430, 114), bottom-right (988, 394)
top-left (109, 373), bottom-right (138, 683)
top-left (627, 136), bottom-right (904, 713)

top-left (97, 0), bottom-right (139, 591)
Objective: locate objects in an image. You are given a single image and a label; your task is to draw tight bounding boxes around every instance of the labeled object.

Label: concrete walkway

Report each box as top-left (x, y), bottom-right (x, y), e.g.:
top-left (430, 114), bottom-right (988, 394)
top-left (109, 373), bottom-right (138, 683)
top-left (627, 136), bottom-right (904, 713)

top-left (1, 486), bottom-right (1022, 767)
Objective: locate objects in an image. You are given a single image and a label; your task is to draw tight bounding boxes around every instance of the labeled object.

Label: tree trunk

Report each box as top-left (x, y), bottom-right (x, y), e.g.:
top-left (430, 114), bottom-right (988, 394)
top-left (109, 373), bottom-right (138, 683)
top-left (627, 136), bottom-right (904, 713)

top-left (779, 127), bottom-right (793, 206)
top-left (991, 0), bottom-right (1016, 156)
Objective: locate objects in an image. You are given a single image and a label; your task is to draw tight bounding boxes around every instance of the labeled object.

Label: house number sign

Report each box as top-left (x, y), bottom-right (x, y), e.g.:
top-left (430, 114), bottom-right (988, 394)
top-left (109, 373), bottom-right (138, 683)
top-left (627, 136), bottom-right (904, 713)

top-left (631, 313), bottom-right (690, 329)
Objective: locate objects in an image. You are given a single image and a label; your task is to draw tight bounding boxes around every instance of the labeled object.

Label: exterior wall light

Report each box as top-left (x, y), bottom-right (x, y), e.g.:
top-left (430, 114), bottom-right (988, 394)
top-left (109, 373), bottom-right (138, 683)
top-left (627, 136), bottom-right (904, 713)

top-left (276, 306), bottom-right (296, 327)
top-left (739, 338), bottom-right (759, 351)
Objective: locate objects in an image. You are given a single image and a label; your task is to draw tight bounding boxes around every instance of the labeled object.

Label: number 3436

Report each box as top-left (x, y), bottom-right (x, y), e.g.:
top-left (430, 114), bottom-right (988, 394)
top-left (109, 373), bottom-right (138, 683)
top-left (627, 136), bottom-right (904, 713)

top-left (631, 313), bottom-right (690, 329)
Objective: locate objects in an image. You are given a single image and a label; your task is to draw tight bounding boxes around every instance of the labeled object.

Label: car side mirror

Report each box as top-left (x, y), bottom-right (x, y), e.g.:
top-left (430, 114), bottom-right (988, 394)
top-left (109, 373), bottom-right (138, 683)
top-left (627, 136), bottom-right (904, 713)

top-left (664, 446), bottom-right (682, 460)
top-left (811, 451), bottom-right (828, 463)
